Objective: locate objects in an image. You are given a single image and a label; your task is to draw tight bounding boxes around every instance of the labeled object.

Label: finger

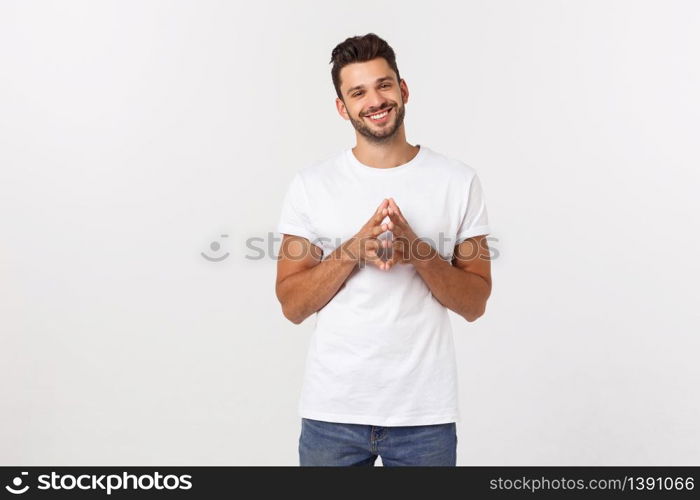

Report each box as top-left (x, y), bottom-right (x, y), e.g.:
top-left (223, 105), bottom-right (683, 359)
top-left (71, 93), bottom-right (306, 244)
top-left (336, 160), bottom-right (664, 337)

top-left (383, 253), bottom-right (396, 271)
top-left (380, 241), bottom-right (395, 271)
top-left (388, 197), bottom-right (399, 212)
top-left (388, 199), bottom-right (407, 224)
top-left (364, 203), bottom-right (387, 232)
top-left (363, 249), bottom-right (383, 267)
top-left (388, 197), bottom-right (404, 216)
top-left (358, 238), bottom-right (379, 260)
top-left (369, 199), bottom-right (390, 226)
top-left (392, 239), bottom-right (409, 263)
top-left (369, 253), bottom-right (388, 270)
top-left (371, 222), bottom-right (389, 237)
top-left (364, 238), bottom-right (380, 253)
top-left (386, 211), bottom-right (404, 233)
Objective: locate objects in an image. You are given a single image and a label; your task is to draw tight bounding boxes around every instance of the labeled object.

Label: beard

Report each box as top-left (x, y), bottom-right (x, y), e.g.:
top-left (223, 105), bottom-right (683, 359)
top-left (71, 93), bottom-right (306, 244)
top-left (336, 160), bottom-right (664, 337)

top-left (348, 100), bottom-right (406, 144)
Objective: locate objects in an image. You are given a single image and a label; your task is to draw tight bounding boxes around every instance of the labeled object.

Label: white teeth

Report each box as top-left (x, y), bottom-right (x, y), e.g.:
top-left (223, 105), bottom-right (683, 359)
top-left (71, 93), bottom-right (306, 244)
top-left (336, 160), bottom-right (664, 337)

top-left (369, 110), bottom-right (389, 120)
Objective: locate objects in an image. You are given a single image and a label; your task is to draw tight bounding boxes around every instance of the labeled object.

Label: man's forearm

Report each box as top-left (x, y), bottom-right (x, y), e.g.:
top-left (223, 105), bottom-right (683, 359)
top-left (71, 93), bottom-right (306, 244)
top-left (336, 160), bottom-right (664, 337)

top-left (278, 243), bottom-right (358, 324)
top-left (411, 240), bottom-right (490, 322)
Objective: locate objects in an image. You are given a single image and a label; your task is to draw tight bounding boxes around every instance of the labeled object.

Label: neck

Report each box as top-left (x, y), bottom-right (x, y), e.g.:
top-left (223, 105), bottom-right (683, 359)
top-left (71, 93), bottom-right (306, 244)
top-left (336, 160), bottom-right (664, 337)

top-left (352, 131), bottom-right (419, 169)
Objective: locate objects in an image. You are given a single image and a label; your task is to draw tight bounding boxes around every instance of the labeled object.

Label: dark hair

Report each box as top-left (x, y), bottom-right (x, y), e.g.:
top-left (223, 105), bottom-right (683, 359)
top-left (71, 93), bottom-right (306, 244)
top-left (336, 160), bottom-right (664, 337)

top-left (329, 33), bottom-right (402, 101)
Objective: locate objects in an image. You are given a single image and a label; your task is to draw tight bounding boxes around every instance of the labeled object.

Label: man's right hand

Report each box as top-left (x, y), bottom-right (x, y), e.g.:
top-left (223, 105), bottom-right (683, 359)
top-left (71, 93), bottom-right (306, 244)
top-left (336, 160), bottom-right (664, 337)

top-left (341, 198), bottom-right (391, 271)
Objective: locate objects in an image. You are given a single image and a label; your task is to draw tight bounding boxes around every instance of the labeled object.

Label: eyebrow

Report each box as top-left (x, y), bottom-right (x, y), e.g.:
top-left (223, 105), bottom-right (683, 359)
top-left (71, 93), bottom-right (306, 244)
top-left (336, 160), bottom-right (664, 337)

top-left (345, 76), bottom-right (394, 96)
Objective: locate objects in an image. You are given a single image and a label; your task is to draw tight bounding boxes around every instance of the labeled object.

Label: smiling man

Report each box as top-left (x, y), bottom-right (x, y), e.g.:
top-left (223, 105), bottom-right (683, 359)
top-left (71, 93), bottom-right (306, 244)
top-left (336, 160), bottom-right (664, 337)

top-left (275, 33), bottom-right (493, 466)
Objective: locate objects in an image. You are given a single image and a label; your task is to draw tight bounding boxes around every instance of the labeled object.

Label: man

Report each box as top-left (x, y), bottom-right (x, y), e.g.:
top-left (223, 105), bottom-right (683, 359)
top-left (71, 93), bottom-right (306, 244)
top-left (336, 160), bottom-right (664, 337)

top-left (275, 33), bottom-right (492, 466)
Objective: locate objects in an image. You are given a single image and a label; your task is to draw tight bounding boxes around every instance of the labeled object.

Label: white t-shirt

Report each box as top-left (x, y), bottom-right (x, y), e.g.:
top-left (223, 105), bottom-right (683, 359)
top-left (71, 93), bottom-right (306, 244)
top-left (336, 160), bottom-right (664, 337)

top-left (277, 144), bottom-right (491, 426)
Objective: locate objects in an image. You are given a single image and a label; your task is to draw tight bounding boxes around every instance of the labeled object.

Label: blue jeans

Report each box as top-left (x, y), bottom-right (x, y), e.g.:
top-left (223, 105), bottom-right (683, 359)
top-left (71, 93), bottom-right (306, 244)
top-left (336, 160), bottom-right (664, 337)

top-left (299, 417), bottom-right (457, 466)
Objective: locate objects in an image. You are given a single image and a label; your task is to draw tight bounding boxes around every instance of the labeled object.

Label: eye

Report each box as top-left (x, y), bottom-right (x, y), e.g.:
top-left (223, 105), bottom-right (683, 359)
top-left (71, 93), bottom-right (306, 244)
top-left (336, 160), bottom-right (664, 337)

top-left (353, 91), bottom-right (363, 97)
top-left (381, 83), bottom-right (391, 88)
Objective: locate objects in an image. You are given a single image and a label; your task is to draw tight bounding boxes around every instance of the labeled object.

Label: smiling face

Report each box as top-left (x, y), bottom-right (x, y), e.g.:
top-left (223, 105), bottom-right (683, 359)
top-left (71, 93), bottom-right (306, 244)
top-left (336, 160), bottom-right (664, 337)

top-left (336, 57), bottom-right (408, 144)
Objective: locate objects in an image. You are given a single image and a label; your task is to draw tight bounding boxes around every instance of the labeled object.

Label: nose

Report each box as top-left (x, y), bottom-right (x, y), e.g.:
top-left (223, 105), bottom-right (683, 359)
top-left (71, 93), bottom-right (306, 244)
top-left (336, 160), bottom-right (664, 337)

top-left (364, 89), bottom-right (391, 115)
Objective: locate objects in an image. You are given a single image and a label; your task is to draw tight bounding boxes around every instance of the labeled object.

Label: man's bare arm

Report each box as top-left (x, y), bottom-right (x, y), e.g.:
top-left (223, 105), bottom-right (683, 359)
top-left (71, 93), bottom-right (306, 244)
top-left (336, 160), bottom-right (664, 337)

top-left (276, 199), bottom-right (391, 324)
top-left (385, 198), bottom-right (492, 322)
top-left (276, 236), bottom-right (356, 324)
top-left (411, 235), bottom-right (492, 322)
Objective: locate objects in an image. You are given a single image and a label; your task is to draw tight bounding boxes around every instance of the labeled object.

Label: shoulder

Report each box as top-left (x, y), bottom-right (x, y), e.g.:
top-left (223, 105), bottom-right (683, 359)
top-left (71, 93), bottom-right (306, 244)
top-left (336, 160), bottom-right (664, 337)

top-left (295, 149), bottom-right (345, 183)
top-left (423, 146), bottom-right (479, 183)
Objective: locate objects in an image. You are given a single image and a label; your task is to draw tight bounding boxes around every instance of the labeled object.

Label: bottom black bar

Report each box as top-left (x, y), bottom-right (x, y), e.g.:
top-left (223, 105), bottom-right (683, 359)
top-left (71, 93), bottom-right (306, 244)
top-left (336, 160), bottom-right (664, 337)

top-left (0, 466), bottom-right (697, 498)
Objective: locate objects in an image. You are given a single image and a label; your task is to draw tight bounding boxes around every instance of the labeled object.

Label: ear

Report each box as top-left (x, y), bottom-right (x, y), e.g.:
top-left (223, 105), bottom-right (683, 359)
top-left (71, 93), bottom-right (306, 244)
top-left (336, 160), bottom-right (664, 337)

top-left (399, 79), bottom-right (410, 105)
top-left (336, 97), bottom-right (349, 120)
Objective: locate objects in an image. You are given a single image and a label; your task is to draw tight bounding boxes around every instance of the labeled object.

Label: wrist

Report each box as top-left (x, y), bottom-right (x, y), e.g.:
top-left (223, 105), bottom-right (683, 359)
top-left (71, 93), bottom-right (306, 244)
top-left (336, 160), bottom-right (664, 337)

top-left (409, 238), bottom-right (437, 269)
top-left (338, 236), bottom-right (361, 265)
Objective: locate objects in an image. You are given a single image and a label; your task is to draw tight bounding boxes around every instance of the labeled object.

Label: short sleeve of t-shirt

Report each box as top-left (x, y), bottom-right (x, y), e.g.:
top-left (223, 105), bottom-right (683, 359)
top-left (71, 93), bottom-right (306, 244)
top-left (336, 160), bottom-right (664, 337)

top-left (455, 173), bottom-right (491, 244)
top-left (277, 172), bottom-right (319, 243)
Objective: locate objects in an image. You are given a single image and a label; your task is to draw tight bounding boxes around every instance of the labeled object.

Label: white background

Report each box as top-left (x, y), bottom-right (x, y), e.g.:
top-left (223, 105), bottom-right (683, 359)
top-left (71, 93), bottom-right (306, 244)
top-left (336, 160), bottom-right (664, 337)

top-left (1, 0), bottom-right (698, 465)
